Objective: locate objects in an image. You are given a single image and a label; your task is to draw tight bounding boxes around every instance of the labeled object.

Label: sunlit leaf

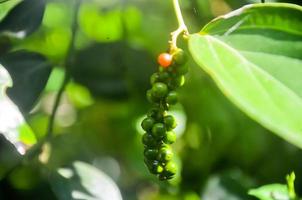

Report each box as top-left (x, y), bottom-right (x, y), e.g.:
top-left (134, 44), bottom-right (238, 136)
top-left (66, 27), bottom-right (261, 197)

top-left (248, 184), bottom-right (289, 200)
top-left (66, 82), bottom-right (94, 109)
top-left (201, 171), bottom-right (254, 200)
top-left (189, 3), bottom-right (302, 148)
top-left (50, 161), bottom-right (123, 200)
top-left (0, 65), bottom-right (36, 154)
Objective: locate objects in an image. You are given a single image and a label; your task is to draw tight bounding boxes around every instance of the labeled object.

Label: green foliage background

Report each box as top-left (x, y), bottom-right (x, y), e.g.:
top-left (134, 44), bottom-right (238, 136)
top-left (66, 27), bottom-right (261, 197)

top-left (0, 0), bottom-right (302, 199)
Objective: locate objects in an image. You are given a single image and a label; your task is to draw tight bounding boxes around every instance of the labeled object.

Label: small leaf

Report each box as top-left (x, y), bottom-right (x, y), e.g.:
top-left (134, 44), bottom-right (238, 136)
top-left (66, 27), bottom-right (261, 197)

top-left (0, 50), bottom-right (52, 113)
top-left (201, 170), bottom-right (254, 200)
top-left (286, 172), bottom-right (297, 199)
top-left (0, 64), bottom-right (36, 154)
top-left (50, 161), bottom-right (123, 200)
top-left (73, 161), bottom-right (122, 200)
top-left (0, 0), bottom-right (46, 38)
top-left (189, 3), bottom-right (302, 148)
top-left (248, 184), bottom-right (289, 200)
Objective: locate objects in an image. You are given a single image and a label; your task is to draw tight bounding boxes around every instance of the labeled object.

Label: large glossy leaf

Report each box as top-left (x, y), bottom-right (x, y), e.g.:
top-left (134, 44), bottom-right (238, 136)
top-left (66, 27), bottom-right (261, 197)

top-left (0, 50), bottom-right (52, 113)
top-left (188, 3), bottom-right (302, 148)
top-left (0, 0), bottom-right (46, 38)
top-left (50, 161), bottom-right (123, 200)
top-left (0, 64), bottom-right (36, 154)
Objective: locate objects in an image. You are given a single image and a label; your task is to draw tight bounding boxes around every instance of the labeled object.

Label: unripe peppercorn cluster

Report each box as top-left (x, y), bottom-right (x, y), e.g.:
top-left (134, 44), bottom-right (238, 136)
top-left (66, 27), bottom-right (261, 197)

top-left (141, 48), bottom-right (188, 180)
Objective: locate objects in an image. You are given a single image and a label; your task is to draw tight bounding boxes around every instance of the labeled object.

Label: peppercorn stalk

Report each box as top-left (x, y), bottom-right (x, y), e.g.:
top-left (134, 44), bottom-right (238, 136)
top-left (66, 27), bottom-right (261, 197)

top-left (169, 0), bottom-right (189, 52)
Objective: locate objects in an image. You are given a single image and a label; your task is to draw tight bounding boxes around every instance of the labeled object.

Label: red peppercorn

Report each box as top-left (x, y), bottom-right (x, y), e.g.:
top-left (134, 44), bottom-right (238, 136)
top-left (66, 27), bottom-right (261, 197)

top-left (157, 53), bottom-right (172, 68)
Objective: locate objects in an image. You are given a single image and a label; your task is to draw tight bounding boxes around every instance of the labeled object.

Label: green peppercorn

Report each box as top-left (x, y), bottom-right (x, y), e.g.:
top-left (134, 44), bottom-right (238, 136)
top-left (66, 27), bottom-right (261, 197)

top-left (147, 107), bottom-right (165, 121)
top-left (152, 123), bottom-right (166, 138)
top-left (142, 49), bottom-right (189, 180)
top-left (173, 48), bottom-right (188, 65)
top-left (158, 146), bottom-right (173, 161)
top-left (175, 64), bottom-right (188, 75)
top-left (158, 174), bottom-right (169, 181)
top-left (162, 102), bottom-right (170, 110)
top-left (147, 160), bottom-right (164, 174)
top-left (158, 66), bottom-right (165, 72)
top-left (165, 91), bottom-right (178, 105)
top-left (163, 131), bottom-right (177, 144)
top-left (142, 133), bottom-right (157, 147)
top-left (158, 72), bottom-right (170, 82)
top-left (150, 73), bottom-right (160, 85)
top-left (164, 115), bottom-right (177, 130)
top-left (168, 75), bottom-right (185, 89)
top-left (147, 89), bottom-right (160, 103)
top-left (144, 148), bottom-right (158, 160)
top-left (175, 75), bottom-right (185, 87)
top-left (151, 82), bottom-right (168, 98)
top-left (141, 117), bottom-right (155, 131)
top-left (164, 161), bottom-right (177, 177)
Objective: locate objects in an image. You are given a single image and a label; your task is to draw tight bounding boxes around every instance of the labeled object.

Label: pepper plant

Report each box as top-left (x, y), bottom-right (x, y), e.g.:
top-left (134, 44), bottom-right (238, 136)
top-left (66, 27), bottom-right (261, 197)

top-left (0, 0), bottom-right (301, 199)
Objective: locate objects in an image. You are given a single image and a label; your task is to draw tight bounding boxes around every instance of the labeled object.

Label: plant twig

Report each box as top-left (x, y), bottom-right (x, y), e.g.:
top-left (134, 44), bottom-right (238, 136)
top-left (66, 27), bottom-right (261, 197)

top-left (169, 0), bottom-right (189, 52)
top-left (4, 0), bottom-right (82, 174)
top-left (45, 0), bottom-right (81, 139)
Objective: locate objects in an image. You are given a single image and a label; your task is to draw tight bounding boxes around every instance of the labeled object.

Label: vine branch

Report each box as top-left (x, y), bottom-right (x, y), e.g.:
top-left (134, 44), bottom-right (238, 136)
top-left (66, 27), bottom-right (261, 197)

top-left (169, 0), bottom-right (189, 52)
top-left (3, 0), bottom-right (82, 177)
top-left (10, 0), bottom-right (82, 166)
top-left (45, 0), bottom-right (81, 140)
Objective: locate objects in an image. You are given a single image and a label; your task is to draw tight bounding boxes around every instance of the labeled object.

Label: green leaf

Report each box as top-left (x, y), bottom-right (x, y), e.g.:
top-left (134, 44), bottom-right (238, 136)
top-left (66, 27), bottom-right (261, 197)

top-left (0, 0), bottom-right (46, 38)
top-left (0, 65), bottom-right (36, 154)
top-left (50, 161), bottom-right (123, 200)
top-left (0, 0), bottom-right (21, 22)
top-left (286, 172), bottom-right (297, 199)
top-left (0, 50), bottom-right (52, 113)
top-left (248, 184), bottom-right (289, 200)
top-left (188, 3), bottom-right (302, 148)
top-left (201, 170), bottom-right (255, 200)
top-left (0, 135), bottom-right (21, 180)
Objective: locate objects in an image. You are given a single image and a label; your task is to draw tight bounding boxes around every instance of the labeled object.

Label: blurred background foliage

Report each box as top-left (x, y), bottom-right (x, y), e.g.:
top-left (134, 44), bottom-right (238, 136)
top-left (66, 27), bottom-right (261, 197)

top-left (0, 0), bottom-right (302, 199)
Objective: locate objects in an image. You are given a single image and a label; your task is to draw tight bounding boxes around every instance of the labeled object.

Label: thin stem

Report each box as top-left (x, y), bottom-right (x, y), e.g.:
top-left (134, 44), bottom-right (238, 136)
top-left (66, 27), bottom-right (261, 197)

top-left (45, 0), bottom-right (81, 139)
top-left (169, 0), bottom-right (189, 52)
top-left (173, 0), bottom-right (186, 28)
top-left (45, 73), bottom-right (70, 139)
top-left (2, 0), bottom-right (81, 180)
top-left (5, 0), bottom-right (82, 173)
